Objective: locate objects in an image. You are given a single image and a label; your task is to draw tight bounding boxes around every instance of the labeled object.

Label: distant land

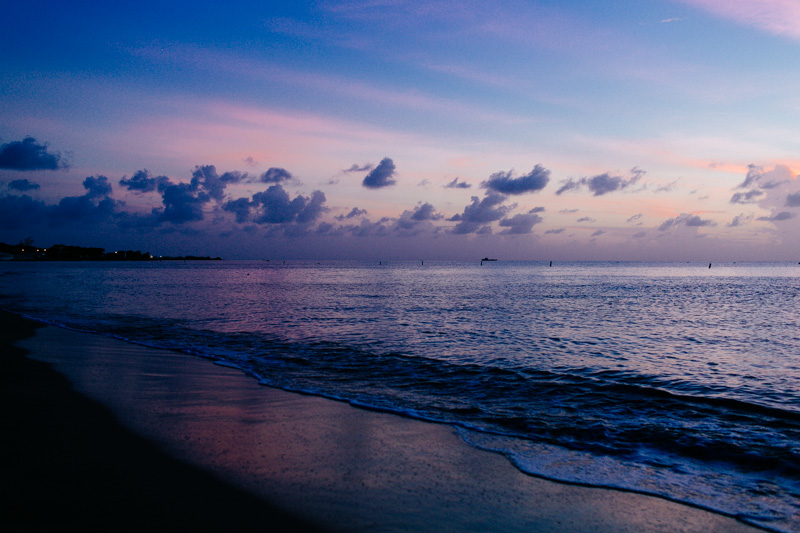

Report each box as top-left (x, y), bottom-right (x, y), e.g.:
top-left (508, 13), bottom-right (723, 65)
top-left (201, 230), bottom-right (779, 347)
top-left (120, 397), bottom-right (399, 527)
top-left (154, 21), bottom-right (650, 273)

top-left (0, 242), bottom-right (221, 262)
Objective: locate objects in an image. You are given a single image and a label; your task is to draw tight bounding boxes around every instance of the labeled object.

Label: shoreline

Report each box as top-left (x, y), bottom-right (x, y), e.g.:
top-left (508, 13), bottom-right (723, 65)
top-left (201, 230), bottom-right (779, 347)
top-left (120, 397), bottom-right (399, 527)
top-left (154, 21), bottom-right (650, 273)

top-left (2, 311), bottom-right (763, 531)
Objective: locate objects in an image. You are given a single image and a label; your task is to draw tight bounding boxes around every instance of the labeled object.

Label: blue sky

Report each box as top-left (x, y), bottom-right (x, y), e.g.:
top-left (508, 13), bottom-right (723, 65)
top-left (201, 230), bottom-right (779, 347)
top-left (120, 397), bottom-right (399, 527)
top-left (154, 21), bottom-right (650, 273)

top-left (1, 0), bottom-right (799, 260)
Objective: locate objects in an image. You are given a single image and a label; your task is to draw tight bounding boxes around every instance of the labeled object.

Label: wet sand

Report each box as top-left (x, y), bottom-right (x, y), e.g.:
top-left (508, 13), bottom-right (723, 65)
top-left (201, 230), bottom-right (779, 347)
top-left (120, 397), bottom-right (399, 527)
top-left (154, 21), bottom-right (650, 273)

top-left (2, 311), bottom-right (762, 531)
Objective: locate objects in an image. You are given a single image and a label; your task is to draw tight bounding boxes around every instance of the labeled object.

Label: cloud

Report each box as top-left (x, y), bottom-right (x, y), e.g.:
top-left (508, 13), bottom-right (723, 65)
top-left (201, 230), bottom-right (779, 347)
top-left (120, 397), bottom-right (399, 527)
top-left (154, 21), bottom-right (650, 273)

top-left (498, 213), bottom-right (543, 234)
top-left (727, 213), bottom-right (753, 227)
top-left (556, 168), bottom-right (644, 196)
top-left (632, 231), bottom-right (647, 238)
top-left (410, 202), bottom-right (442, 221)
top-left (545, 228), bottom-right (564, 234)
top-left (157, 180), bottom-right (210, 223)
top-left (0, 137), bottom-right (66, 170)
top-left (46, 176), bottom-right (117, 226)
top-left (626, 213), bottom-right (643, 223)
top-left (737, 164), bottom-right (763, 188)
top-left (344, 163), bottom-right (374, 173)
top-left (658, 213), bottom-right (716, 231)
top-left (529, 206), bottom-right (545, 213)
top-left (119, 169), bottom-right (170, 193)
top-left (336, 207), bottom-right (368, 220)
top-left (677, 0), bottom-right (800, 41)
top-left (193, 165), bottom-right (249, 201)
top-left (49, 196), bottom-right (117, 226)
top-left (483, 164), bottom-right (550, 195)
top-left (730, 189), bottom-right (764, 204)
top-left (82, 176), bottom-right (113, 199)
top-left (7, 179), bottom-right (40, 192)
top-left (259, 167), bottom-right (293, 184)
top-left (449, 191), bottom-right (510, 234)
top-left (362, 157), bottom-right (397, 189)
top-left (591, 230), bottom-right (605, 237)
top-left (222, 197), bottom-right (252, 223)
top-left (786, 192), bottom-right (800, 207)
top-left (0, 174), bottom-right (118, 229)
top-left (577, 217), bottom-right (594, 222)
top-left (736, 164), bottom-right (787, 191)
top-left (394, 203), bottom-right (443, 234)
top-left (757, 211), bottom-right (795, 222)
top-left (0, 194), bottom-right (49, 230)
top-left (559, 209), bottom-right (578, 214)
top-left (223, 184), bottom-right (327, 226)
top-left (444, 177), bottom-right (471, 189)
top-left (118, 165), bottom-right (248, 224)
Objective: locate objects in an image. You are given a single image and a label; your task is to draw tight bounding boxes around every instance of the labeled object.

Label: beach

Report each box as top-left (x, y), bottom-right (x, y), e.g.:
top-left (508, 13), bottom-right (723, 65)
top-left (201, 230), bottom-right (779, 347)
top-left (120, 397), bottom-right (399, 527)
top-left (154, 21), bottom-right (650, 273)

top-left (1, 310), bottom-right (762, 532)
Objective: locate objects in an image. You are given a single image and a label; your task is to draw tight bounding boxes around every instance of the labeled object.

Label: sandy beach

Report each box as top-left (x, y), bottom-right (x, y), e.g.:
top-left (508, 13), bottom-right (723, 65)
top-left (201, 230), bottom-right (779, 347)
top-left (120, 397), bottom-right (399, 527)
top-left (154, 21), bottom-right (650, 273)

top-left (2, 310), bottom-right (762, 532)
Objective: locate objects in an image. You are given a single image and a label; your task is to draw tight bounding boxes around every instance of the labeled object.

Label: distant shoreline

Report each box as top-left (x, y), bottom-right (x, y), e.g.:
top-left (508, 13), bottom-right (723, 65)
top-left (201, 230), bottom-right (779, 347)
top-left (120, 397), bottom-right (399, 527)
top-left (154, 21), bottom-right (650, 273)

top-left (0, 242), bottom-right (221, 262)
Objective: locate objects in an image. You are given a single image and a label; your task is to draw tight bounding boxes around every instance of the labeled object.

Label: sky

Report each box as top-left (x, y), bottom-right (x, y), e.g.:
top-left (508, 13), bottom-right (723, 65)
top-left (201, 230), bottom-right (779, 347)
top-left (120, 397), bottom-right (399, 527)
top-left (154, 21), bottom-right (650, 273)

top-left (1, 0), bottom-right (799, 261)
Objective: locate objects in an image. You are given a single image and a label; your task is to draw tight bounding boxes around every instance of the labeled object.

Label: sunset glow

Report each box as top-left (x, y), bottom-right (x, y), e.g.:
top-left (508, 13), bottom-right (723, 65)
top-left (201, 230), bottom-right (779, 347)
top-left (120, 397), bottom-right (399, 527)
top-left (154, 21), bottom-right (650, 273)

top-left (1, 0), bottom-right (798, 260)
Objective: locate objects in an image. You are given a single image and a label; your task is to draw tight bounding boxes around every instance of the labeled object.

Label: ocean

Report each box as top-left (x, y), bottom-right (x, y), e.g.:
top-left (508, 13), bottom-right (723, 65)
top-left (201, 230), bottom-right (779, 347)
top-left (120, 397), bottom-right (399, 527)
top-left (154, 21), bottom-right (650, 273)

top-left (1, 260), bottom-right (798, 531)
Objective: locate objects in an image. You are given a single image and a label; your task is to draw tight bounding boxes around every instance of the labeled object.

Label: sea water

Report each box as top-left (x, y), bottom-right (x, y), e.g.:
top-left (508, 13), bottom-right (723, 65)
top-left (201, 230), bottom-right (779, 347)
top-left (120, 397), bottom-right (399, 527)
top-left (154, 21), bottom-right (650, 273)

top-left (1, 260), bottom-right (798, 531)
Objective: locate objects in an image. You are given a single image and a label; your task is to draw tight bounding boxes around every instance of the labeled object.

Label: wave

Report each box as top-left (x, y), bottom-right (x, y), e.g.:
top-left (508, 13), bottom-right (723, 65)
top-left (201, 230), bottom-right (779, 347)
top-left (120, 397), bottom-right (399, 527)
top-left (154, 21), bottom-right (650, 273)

top-left (10, 309), bottom-right (799, 531)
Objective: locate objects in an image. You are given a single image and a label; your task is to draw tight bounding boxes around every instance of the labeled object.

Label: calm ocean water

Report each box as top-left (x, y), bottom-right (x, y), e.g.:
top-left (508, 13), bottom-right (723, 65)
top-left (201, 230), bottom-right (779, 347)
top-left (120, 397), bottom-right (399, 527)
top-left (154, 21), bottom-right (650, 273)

top-left (1, 260), bottom-right (798, 531)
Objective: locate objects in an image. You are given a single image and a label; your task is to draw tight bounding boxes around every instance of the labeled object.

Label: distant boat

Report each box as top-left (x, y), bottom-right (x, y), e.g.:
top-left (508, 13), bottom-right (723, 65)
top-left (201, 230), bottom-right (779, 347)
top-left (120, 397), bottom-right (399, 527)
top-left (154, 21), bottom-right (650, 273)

top-left (481, 257), bottom-right (497, 262)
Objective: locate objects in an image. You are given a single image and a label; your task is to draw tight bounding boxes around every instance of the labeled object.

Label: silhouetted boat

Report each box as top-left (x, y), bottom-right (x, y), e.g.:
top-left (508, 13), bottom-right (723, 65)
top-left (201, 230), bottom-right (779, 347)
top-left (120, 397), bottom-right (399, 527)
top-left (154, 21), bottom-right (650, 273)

top-left (481, 257), bottom-right (497, 262)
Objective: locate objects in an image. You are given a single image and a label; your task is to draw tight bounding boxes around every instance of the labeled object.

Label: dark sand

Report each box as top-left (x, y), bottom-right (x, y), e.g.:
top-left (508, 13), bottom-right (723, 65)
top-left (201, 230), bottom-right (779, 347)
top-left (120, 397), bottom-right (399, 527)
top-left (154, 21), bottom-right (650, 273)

top-left (2, 311), bottom-right (762, 531)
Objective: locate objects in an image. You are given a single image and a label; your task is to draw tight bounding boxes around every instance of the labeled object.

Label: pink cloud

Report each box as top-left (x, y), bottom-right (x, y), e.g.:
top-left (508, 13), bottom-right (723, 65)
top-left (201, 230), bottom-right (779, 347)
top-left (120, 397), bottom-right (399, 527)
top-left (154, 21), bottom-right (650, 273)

top-left (677, 0), bottom-right (800, 40)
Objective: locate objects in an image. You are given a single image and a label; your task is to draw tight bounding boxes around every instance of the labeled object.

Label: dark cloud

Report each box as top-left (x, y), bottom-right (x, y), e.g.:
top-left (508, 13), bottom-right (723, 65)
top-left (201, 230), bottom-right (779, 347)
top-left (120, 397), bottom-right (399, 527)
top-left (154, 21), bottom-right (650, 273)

top-left (444, 177), bottom-right (471, 189)
top-left (730, 189), bottom-right (764, 204)
top-left (243, 156), bottom-right (258, 167)
top-left (0, 175), bottom-right (117, 229)
top-left (119, 169), bottom-right (169, 193)
top-left (82, 176), bottom-right (112, 199)
top-left (157, 181), bottom-right (210, 223)
top-left (295, 190), bottom-right (327, 224)
top-left (736, 164), bottom-right (787, 191)
top-left (626, 213), bottom-right (643, 223)
top-left (315, 221), bottom-right (334, 234)
top-left (251, 186), bottom-right (300, 223)
top-left (0, 194), bottom-right (49, 230)
top-left (193, 165), bottom-right (248, 202)
top-left (758, 211), bottom-right (795, 222)
top-left (545, 228), bottom-right (564, 234)
top-left (498, 213), bottom-right (542, 234)
top-left (224, 185), bottom-right (327, 226)
top-left (0, 137), bottom-right (65, 170)
top-left (577, 217), bottom-right (594, 223)
top-left (786, 192), bottom-right (800, 207)
top-left (259, 167), bottom-right (293, 184)
top-left (119, 165), bottom-right (248, 224)
top-left (411, 202), bottom-right (442, 221)
top-left (529, 206), bottom-right (545, 213)
top-left (336, 207), bottom-right (367, 221)
top-left (555, 179), bottom-right (581, 195)
top-left (449, 192), bottom-right (510, 234)
top-left (362, 158), bottom-right (397, 189)
top-left (591, 230), bottom-right (605, 237)
top-left (222, 197), bottom-right (252, 224)
top-left (727, 213), bottom-right (753, 227)
top-left (556, 168), bottom-right (644, 196)
top-left (7, 179), bottom-right (40, 192)
top-left (483, 165), bottom-right (550, 195)
top-left (49, 195), bottom-right (117, 226)
top-left (344, 163), bottom-right (374, 173)
top-left (658, 214), bottom-right (716, 231)
top-left (737, 164), bottom-right (763, 189)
